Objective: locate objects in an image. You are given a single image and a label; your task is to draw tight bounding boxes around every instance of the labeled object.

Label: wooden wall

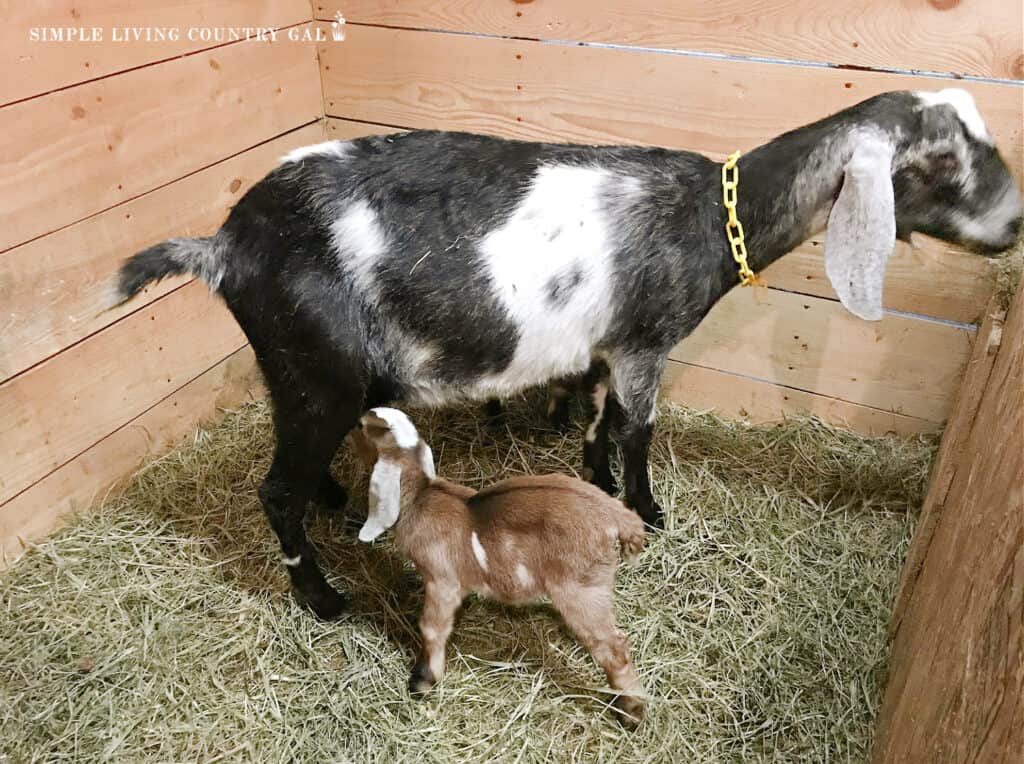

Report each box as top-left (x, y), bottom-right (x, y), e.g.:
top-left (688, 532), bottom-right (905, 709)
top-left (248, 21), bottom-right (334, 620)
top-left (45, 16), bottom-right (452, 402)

top-left (874, 282), bottom-right (1023, 762)
top-left (316, 0), bottom-right (1023, 436)
top-left (0, 1), bottom-right (324, 564)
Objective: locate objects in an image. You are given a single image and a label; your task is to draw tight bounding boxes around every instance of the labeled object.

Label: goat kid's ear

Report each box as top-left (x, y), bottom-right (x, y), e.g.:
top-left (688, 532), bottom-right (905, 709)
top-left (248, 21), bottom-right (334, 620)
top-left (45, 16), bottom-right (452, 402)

top-left (825, 137), bottom-right (896, 321)
top-left (419, 443), bottom-right (436, 479)
top-left (359, 458), bottom-right (402, 542)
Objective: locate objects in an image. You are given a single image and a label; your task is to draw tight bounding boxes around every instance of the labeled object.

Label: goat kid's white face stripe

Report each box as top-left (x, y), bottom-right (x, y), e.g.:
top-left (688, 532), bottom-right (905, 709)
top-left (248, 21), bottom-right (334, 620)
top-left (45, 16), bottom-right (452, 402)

top-left (915, 89), bottom-right (992, 144)
top-left (368, 407), bottom-right (420, 448)
top-left (281, 140), bottom-right (352, 163)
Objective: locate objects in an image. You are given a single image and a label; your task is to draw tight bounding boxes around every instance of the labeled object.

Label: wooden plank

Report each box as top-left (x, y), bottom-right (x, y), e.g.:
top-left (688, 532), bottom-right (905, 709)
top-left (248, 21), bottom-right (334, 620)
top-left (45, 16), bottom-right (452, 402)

top-left (660, 360), bottom-right (935, 436)
top-left (0, 122), bottom-right (324, 382)
top-left (317, 0), bottom-right (1023, 80)
top-left (327, 117), bottom-right (402, 139)
top-left (0, 346), bottom-right (265, 568)
top-left (0, 281), bottom-right (246, 506)
top-left (669, 287), bottom-right (972, 424)
top-left (0, 27), bottom-right (322, 253)
top-left (2, 0), bottom-right (312, 106)
top-left (888, 299), bottom-right (1007, 635)
top-left (324, 117), bottom-right (994, 323)
top-left (319, 26), bottom-right (1022, 174)
top-left (874, 282), bottom-right (1023, 762)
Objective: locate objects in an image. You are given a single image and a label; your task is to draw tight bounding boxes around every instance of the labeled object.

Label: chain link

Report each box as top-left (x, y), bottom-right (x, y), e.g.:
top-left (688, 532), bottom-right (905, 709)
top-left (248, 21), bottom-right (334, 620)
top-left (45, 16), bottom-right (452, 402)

top-left (721, 151), bottom-right (763, 288)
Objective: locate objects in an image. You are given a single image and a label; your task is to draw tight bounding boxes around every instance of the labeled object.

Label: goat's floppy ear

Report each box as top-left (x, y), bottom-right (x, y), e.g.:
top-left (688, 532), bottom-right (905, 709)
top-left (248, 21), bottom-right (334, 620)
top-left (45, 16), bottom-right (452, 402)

top-left (825, 137), bottom-right (896, 321)
top-left (359, 458), bottom-right (402, 542)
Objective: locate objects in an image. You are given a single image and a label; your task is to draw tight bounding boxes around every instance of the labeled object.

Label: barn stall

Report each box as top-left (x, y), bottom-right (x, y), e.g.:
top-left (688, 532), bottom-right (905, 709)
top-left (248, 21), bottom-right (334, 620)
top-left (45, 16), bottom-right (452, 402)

top-left (1, 1), bottom-right (1021, 761)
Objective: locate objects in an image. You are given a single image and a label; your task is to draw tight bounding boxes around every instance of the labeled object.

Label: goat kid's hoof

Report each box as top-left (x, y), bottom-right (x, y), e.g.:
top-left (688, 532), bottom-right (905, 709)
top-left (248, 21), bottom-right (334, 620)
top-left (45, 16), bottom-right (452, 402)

top-left (612, 695), bottom-right (645, 730)
top-left (408, 663), bottom-right (436, 698)
top-left (297, 587), bottom-right (350, 621)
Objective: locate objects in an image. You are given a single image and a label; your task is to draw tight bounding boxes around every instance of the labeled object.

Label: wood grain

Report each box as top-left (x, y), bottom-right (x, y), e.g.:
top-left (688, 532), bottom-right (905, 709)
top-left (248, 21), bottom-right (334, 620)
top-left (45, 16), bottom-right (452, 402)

top-left (325, 117), bottom-right (996, 323)
top-left (0, 346), bottom-right (264, 568)
top-left (888, 299), bottom-right (1007, 635)
top-left (0, 28), bottom-right (322, 253)
top-left (317, 0), bottom-right (1024, 80)
top-left (0, 122), bottom-right (325, 382)
top-left (3, 0), bottom-right (313, 106)
top-left (874, 282), bottom-right (1023, 762)
top-left (670, 287), bottom-right (971, 423)
top-left (660, 360), bottom-right (935, 436)
top-left (0, 280), bottom-right (246, 506)
top-left (321, 26), bottom-right (1021, 170)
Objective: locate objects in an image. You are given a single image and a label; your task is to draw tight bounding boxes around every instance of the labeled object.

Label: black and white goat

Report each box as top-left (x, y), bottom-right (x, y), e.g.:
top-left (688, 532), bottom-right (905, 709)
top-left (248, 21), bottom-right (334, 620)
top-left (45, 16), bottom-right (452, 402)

top-left (114, 89), bottom-right (1021, 619)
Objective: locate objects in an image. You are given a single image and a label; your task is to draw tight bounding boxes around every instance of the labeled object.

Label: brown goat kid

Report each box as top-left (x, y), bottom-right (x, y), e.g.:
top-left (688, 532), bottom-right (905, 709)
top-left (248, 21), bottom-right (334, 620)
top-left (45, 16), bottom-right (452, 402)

top-left (357, 407), bottom-right (648, 727)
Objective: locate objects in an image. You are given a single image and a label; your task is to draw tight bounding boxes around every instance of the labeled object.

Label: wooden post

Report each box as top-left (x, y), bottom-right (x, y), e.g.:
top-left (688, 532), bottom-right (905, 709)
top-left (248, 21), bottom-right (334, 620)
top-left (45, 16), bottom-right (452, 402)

top-left (874, 282), bottom-right (1023, 762)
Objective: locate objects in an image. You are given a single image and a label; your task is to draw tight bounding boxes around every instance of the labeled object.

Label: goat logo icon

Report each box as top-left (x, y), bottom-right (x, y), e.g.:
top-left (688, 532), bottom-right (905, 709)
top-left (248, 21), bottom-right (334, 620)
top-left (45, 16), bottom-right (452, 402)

top-left (331, 11), bottom-right (346, 41)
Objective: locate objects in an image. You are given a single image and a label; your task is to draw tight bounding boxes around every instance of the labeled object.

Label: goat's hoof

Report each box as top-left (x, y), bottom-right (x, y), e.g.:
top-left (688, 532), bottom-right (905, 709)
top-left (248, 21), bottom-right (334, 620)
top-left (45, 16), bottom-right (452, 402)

top-left (299, 587), bottom-right (350, 621)
top-left (612, 695), bottom-right (645, 730)
top-left (408, 663), bottom-right (436, 698)
top-left (313, 476), bottom-right (349, 512)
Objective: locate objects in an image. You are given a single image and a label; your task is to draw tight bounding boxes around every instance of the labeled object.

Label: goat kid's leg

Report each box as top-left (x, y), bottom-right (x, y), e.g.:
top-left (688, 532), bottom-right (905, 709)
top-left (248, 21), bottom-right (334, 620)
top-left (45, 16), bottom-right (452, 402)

top-left (609, 357), bottom-right (665, 528)
top-left (259, 408), bottom-right (353, 620)
top-left (409, 579), bottom-right (463, 697)
top-left (547, 380), bottom-right (573, 432)
top-left (582, 363), bottom-right (618, 495)
top-left (551, 581), bottom-right (646, 729)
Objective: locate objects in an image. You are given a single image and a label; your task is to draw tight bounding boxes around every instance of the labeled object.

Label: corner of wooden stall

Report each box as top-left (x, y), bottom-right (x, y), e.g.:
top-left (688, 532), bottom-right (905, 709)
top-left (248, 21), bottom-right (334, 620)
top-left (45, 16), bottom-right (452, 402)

top-left (0, 0), bottom-right (328, 568)
top-left (873, 279), bottom-right (1023, 762)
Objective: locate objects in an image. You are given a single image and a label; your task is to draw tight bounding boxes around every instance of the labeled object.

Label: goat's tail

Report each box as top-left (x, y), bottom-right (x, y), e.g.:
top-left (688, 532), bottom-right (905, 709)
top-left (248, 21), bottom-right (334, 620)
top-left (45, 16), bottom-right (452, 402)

top-left (111, 235), bottom-right (227, 308)
top-left (615, 507), bottom-right (647, 562)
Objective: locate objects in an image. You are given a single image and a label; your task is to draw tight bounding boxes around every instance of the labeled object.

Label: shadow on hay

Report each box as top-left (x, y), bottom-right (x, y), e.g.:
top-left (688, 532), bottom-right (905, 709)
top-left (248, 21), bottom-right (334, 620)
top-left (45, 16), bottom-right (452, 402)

top-left (120, 394), bottom-right (584, 658)
top-left (117, 391), bottom-right (933, 661)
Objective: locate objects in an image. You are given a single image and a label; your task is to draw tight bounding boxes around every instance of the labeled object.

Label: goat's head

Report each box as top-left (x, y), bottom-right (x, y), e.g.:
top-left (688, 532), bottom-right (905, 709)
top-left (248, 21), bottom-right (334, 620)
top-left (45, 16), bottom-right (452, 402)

top-left (357, 407), bottom-right (435, 542)
top-left (824, 88), bottom-right (1022, 320)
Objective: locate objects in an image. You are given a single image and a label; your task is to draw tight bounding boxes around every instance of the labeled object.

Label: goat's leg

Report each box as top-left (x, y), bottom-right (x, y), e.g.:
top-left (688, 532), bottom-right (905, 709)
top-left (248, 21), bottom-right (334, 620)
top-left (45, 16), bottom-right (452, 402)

top-left (550, 581), bottom-right (646, 728)
top-left (311, 473), bottom-right (348, 511)
top-left (547, 380), bottom-right (573, 431)
top-left (409, 579), bottom-right (463, 696)
top-left (608, 355), bottom-right (665, 528)
top-left (582, 362), bottom-right (618, 495)
top-left (259, 402), bottom-right (354, 620)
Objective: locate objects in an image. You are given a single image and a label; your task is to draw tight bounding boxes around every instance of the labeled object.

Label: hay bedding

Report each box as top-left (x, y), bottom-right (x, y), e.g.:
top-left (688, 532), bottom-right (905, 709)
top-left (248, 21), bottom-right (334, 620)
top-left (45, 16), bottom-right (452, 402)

top-left (0, 394), bottom-right (933, 763)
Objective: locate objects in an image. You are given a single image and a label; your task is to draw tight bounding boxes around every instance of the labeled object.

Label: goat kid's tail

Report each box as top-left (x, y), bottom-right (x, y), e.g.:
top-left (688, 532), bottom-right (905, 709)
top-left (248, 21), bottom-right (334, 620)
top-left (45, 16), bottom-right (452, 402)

top-left (616, 508), bottom-right (647, 562)
top-left (111, 236), bottom-right (226, 308)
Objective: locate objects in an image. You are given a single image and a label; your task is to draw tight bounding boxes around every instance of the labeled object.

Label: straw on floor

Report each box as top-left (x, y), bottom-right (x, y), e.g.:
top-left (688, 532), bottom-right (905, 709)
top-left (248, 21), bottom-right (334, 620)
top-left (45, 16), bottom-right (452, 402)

top-left (0, 394), bottom-right (933, 763)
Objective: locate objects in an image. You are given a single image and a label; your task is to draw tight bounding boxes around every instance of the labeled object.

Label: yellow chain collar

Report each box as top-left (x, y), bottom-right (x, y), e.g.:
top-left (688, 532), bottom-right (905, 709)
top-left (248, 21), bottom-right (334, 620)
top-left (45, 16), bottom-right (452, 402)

top-left (721, 151), bottom-right (764, 288)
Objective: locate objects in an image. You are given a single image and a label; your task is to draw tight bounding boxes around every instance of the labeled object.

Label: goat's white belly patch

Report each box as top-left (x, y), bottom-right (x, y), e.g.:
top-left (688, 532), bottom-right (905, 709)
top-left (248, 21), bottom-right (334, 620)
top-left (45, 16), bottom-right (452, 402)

top-left (473, 165), bottom-right (625, 395)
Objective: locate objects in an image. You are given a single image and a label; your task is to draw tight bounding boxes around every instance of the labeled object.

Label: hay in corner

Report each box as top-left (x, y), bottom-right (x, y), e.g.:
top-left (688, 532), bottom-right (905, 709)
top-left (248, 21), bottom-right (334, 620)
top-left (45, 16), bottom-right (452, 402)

top-left (0, 394), bottom-right (934, 762)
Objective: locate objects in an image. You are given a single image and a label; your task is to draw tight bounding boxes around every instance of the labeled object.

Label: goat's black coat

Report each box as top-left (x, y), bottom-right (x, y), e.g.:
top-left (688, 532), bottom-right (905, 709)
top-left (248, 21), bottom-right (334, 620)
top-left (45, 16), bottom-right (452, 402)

top-left (115, 91), bottom-right (1021, 619)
